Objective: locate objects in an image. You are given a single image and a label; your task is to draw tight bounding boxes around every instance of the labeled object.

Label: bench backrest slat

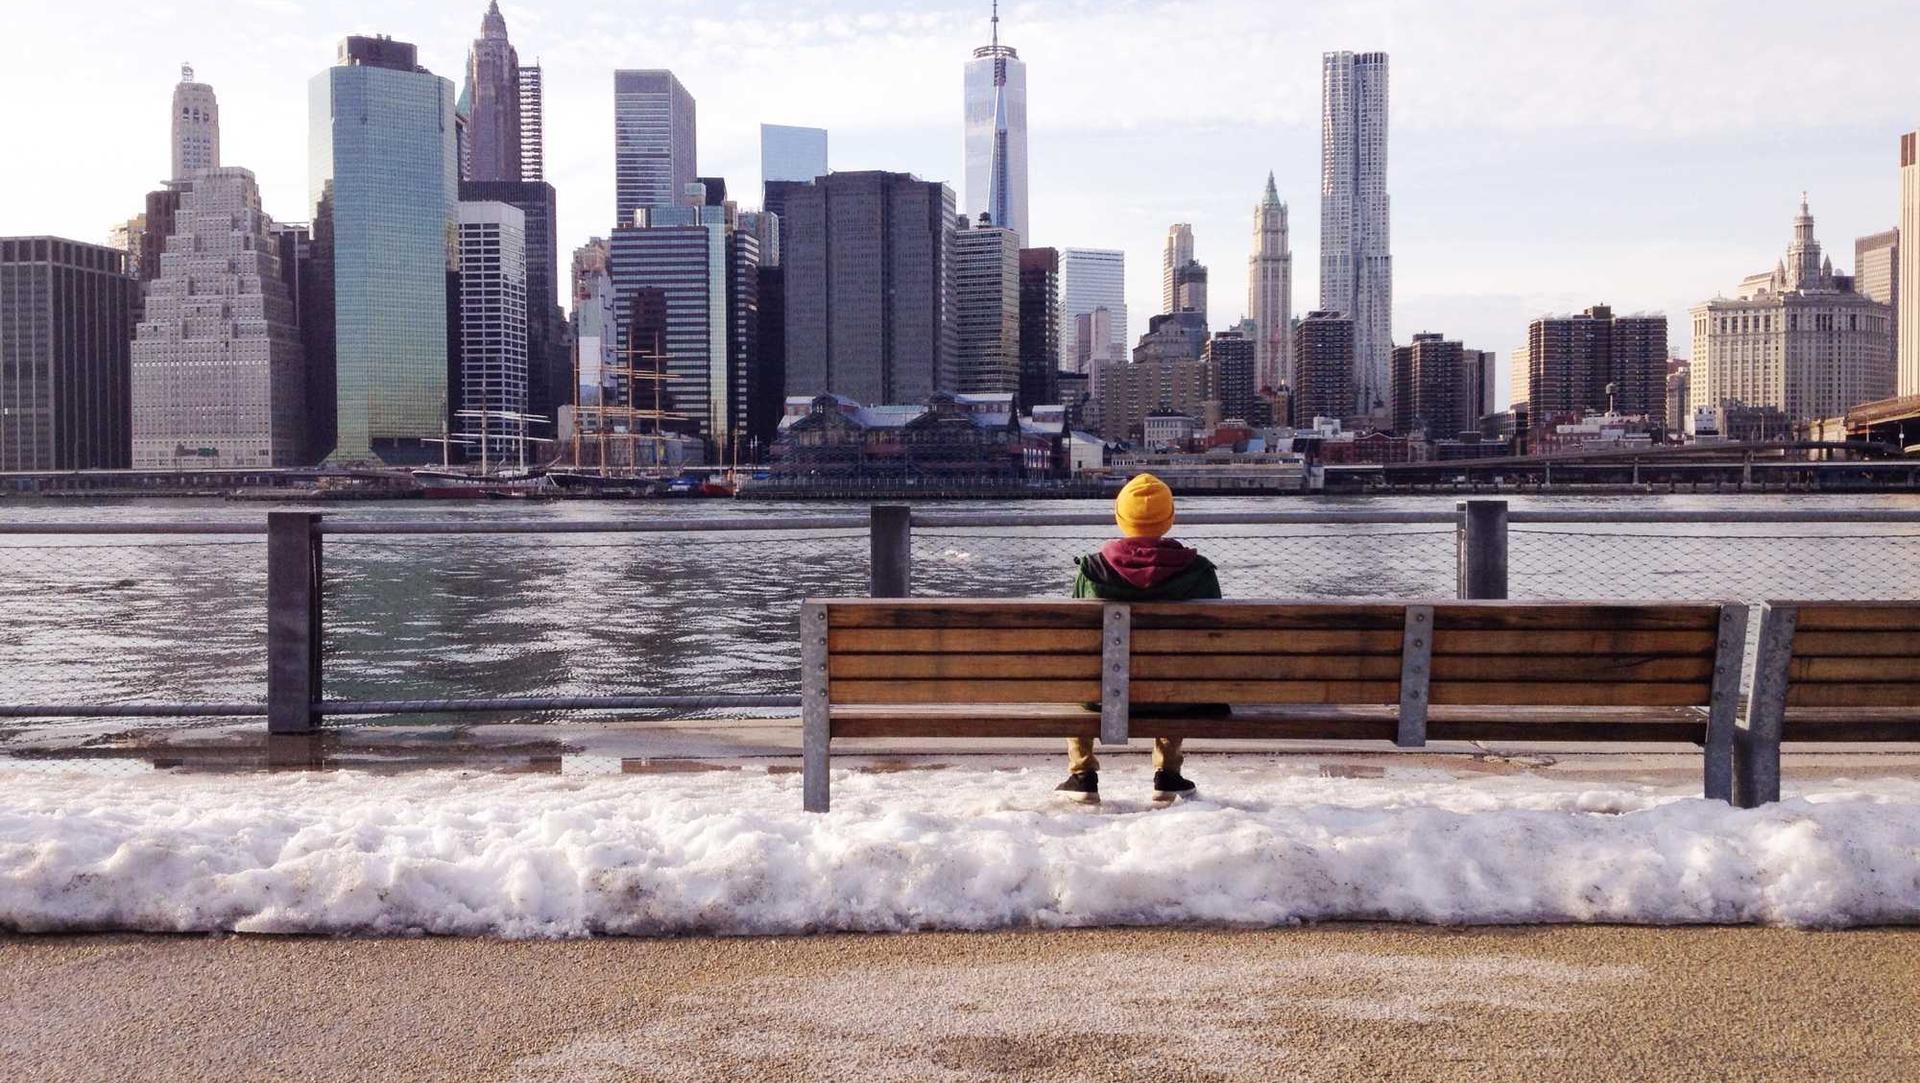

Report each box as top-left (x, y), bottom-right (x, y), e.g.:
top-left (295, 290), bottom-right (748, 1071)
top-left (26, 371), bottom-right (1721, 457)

top-left (823, 599), bottom-right (1726, 711)
top-left (827, 600), bottom-right (1106, 705)
top-left (1778, 602), bottom-right (1920, 711)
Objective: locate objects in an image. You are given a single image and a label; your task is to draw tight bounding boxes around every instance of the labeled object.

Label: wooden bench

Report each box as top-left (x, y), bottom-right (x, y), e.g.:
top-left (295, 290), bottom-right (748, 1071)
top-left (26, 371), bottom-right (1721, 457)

top-left (1736, 601), bottom-right (1920, 808)
top-left (799, 598), bottom-right (1749, 812)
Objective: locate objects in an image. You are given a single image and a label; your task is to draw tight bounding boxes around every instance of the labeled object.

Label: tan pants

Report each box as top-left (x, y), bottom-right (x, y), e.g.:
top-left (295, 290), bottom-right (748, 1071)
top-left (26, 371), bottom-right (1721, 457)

top-left (1066, 737), bottom-right (1183, 775)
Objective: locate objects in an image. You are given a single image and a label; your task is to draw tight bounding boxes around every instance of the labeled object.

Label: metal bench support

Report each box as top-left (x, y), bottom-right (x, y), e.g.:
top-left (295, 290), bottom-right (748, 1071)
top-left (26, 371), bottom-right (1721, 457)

top-left (801, 602), bottom-right (832, 813)
top-left (1702, 604), bottom-right (1749, 802)
top-left (1736, 604), bottom-right (1796, 809)
top-left (1100, 603), bottom-right (1130, 747)
top-left (1396, 605), bottom-right (1433, 747)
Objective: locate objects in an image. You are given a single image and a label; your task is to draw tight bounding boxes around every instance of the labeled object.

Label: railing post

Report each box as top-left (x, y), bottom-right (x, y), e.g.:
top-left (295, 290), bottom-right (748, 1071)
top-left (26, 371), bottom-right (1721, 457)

top-left (1456, 499), bottom-right (1509, 600)
top-left (266, 512), bottom-right (323, 735)
top-left (869, 504), bottom-right (911, 598)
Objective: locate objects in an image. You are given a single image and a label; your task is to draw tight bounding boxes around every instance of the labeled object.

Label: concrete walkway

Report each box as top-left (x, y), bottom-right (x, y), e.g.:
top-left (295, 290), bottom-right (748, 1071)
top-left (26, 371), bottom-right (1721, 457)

top-left (3, 926), bottom-right (1917, 1083)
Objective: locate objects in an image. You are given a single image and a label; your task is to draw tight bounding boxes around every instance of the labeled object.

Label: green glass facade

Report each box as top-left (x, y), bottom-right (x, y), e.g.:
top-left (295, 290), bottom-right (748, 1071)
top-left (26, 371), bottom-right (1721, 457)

top-left (310, 51), bottom-right (456, 464)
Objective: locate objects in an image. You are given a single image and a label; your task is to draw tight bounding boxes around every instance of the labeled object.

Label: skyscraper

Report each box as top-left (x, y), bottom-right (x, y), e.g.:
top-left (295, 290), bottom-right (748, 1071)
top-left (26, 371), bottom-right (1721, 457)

top-left (761, 124), bottom-right (828, 185)
top-left (455, 201), bottom-right (529, 465)
top-left (963, 2), bottom-right (1029, 244)
top-left (131, 168), bottom-right (306, 469)
top-left (0, 238), bottom-right (136, 470)
top-left (1018, 247), bottom-right (1060, 409)
top-left (1162, 223), bottom-right (1193, 314)
top-left (1389, 332), bottom-right (1470, 437)
top-left (953, 216), bottom-right (1021, 395)
top-left (310, 35), bottom-right (458, 465)
top-left (461, 180), bottom-right (563, 442)
top-left (1204, 328), bottom-right (1258, 424)
top-left (614, 70), bottom-right (697, 225)
top-left (610, 202), bottom-right (760, 456)
top-left (1058, 247), bottom-right (1127, 371)
top-left (783, 171), bottom-right (956, 405)
top-left (1856, 227), bottom-right (1898, 362)
top-left (1691, 199), bottom-right (1893, 425)
top-left (1292, 311), bottom-right (1355, 427)
top-left (1526, 305), bottom-right (1667, 424)
top-left (518, 64), bottom-right (544, 182)
top-left (1320, 50), bottom-right (1392, 420)
top-left (171, 65), bottom-right (219, 182)
top-left (463, 2), bottom-right (522, 184)
top-left (1249, 173), bottom-right (1292, 391)
top-left (1901, 131), bottom-right (1920, 396)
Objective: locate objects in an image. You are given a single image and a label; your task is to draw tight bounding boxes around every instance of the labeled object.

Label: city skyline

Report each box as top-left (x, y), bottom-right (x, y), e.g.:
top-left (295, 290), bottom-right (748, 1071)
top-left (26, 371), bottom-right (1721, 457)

top-left (7, 0), bottom-right (1920, 409)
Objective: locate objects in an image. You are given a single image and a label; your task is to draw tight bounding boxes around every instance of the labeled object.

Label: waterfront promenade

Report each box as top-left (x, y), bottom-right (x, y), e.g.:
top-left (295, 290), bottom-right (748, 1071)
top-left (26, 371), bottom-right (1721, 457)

top-left (5, 923), bottom-right (1917, 1082)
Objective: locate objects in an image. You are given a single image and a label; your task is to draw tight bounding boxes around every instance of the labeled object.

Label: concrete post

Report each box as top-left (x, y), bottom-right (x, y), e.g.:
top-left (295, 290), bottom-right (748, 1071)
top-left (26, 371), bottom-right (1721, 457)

top-left (266, 512), bottom-right (323, 735)
top-left (869, 504), bottom-right (912, 598)
top-left (1457, 500), bottom-right (1510, 600)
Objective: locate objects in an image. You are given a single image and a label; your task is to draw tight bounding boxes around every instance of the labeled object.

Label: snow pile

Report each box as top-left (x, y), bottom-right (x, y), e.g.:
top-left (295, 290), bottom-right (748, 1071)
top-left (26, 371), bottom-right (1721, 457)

top-left (1, 764), bottom-right (1917, 936)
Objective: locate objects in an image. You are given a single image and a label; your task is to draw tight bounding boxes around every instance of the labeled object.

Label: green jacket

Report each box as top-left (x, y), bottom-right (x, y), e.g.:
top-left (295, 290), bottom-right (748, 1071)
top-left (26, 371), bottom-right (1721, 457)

top-left (1071, 540), bottom-right (1222, 601)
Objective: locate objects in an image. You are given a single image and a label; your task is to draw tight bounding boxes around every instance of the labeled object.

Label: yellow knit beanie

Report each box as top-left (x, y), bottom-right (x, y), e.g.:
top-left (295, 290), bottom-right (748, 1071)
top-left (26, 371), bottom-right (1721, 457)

top-left (1115, 473), bottom-right (1175, 538)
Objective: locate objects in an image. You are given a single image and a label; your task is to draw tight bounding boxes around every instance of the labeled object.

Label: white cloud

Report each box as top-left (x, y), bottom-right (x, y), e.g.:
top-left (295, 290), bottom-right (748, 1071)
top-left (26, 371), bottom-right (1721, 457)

top-left (4, 0), bottom-right (1914, 368)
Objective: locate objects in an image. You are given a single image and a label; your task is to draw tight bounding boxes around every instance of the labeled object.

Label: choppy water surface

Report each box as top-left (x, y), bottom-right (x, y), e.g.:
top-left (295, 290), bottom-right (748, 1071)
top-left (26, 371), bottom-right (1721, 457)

top-left (2, 492), bottom-right (1917, 731)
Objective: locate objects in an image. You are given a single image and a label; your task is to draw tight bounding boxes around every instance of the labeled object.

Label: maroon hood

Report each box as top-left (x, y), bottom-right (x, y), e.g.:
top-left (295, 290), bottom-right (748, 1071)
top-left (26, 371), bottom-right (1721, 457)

top-left (1098, 537), bottom-right (1199, 590)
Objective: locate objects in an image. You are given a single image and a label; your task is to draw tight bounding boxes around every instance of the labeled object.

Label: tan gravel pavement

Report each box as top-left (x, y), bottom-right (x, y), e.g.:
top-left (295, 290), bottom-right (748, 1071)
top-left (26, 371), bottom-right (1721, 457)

top-left (2, 925), bottom-right (1916, 1083)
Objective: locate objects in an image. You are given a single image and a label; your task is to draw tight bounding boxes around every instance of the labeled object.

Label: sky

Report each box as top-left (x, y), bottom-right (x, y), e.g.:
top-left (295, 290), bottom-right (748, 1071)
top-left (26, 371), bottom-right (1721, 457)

top-left (6, 0), bottom-right (1918, 406)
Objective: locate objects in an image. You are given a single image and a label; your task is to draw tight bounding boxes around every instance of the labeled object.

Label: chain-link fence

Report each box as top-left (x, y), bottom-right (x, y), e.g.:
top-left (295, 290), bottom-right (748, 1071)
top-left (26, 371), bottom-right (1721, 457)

top-left (7, 507), bottom-right (1920, 738)
top-left (320, 530), bottom-right (869, 711)
top-left (1509, 527), bottom-right (1920, 602)
top-left (0, 537), bottom-right (266, 712)
top-left (912, 526), bottom-right (1459, 598)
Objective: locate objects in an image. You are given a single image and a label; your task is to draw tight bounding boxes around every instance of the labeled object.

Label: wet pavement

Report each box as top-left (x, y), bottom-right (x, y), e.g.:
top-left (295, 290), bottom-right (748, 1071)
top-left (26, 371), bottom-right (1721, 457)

top-left (4, 717), bottom-right (1918, 791)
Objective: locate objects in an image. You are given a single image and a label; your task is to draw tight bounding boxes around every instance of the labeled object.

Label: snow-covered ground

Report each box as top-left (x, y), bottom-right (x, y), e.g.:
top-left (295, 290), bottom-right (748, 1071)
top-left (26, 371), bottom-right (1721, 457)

top-left (2, 762), bottom-right (1917, 936)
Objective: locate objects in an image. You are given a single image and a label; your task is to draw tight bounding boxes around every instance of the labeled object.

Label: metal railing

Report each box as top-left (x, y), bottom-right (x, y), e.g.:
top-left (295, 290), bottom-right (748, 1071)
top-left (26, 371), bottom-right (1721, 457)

top-left (4, 501), bottom-right (1920, 731)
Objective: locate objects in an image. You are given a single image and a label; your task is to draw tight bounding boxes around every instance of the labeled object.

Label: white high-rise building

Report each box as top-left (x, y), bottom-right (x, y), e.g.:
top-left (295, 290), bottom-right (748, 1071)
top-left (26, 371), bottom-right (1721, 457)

top-left (1162, 223), bottom-right (1193, 315)
top-left (171, 65), bottom-right (219, 182)
top-left (456, 201), bottom-right (530, 466)
top-left (953, 216), bottom-right (1022, 394)
top-left (1058, 248), bottom-right (1127, 374)
top-left (1249, 173), bottom-right (1292, 391)
top-left (963, 2), bottom-right (1028, 245)
top-left (1691, 197), bottom-right (1894, 424)
top-left (131, 168), bottom-right (305, 468)
top-left (570, 238), bottom-right (616, 406)
top-left (1320, 50), bottom-right (1392, 420)
top-left (1901, 131), bottom-right (1920, 396)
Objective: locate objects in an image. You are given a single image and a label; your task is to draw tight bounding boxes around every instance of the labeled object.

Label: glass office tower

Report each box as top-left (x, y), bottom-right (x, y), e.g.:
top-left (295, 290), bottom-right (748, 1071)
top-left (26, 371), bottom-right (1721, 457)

top-left (309, 36), bottom-right (457, 465)
top-left (760, 124), bottom-right (828, 184)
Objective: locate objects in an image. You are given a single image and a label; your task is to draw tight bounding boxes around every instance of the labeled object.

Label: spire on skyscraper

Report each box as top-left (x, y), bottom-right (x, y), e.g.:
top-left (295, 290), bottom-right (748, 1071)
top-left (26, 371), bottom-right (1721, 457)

top-left (1263, 171), bottom-right (1280, 204)
top-left (482, 0), bottom-right (507, 38)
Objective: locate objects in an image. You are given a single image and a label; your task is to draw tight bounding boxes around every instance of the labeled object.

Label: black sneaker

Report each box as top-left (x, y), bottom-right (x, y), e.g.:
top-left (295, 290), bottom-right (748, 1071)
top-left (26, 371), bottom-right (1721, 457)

top-left (1151, 770), bottom-right (1197, 803)
top-left (1055, 771), bottom-right (1099, 804)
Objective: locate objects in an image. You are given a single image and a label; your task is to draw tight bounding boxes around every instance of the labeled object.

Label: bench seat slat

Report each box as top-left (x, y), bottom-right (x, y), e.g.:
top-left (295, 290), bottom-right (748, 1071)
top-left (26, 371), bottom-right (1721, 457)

top-left (1780, 708), bottom-right (1920, 741)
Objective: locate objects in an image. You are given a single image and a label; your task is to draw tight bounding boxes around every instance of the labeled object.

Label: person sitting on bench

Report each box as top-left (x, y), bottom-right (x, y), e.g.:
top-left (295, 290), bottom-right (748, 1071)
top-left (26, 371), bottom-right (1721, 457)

top-left (1059, 473), bottom-right (1221, 805)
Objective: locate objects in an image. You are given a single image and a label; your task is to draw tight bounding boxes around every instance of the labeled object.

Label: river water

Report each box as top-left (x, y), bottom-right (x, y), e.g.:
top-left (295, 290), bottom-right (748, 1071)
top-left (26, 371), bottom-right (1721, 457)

top-left (2, 492), bottom-right (1917, 732)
